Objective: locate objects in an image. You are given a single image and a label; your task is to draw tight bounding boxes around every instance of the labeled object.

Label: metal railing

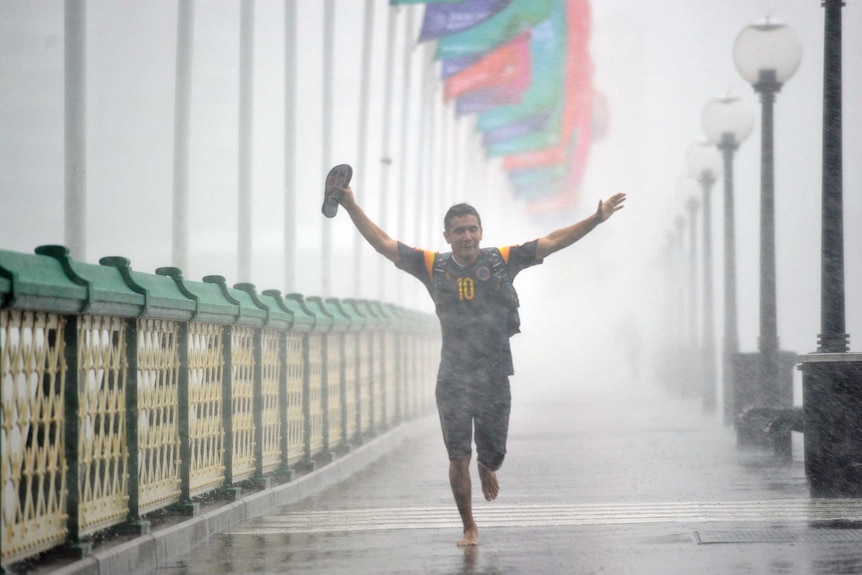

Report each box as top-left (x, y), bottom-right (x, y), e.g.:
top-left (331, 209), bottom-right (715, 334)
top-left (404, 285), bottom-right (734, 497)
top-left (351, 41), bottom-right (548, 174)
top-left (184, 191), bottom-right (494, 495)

top-left (0, 245), bottom-right (439, 568)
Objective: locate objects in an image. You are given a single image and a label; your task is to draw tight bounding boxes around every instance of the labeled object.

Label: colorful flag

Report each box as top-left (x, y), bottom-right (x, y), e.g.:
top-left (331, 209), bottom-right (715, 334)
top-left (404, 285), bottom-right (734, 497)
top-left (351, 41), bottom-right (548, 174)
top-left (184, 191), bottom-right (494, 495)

top-left (475, 3), bottom-right (566, 131)
top-left (390, 0), bottom-right (461, 4)
top-left (481, 110), bottom-right (552, 146)
top-left (444, 32), bottom-right (530, 100)
top-left (487, 127), bottom-right (561, 156)
top-left (419, 0), bottom-right (515, 41)
top-left (502, 145), bottom-right (566, 171)
top-left (502, 0), bottom-right (593, 195)
top-left (509, 164), bottom-right (567, 188)
top-left (455, 78), bottom-right (527, 115)
top-left (435, 0), bottom-right (553, 60)
top-left (441, 55), bottom-right (482, 79)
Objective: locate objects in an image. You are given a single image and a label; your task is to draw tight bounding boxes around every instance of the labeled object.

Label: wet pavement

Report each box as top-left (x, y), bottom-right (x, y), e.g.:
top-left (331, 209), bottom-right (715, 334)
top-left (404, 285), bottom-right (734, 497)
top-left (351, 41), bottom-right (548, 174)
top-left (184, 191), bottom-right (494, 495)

top-left (148, 376), bottom-right (862, 575)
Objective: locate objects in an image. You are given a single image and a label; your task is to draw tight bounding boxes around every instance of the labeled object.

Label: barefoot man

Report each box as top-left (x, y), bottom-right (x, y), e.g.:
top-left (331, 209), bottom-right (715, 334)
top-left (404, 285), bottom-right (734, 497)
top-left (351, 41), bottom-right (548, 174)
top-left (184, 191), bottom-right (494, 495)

top-left (333, 182), bottom-right (625, 546)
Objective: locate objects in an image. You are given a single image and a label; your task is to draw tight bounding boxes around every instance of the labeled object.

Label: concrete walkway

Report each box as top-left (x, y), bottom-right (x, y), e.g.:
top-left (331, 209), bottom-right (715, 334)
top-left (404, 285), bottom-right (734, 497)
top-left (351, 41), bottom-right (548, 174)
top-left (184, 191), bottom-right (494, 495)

top-left (145, 376), bottom-right (862, 575)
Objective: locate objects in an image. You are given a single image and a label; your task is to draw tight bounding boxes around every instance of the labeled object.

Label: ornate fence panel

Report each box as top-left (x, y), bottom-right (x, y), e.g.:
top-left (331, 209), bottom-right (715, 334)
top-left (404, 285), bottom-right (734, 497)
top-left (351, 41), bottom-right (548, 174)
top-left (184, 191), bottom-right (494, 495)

top-left (187, 322), bottom-right (224, 497)
top-left (342, 332), bottom-right (359, 442)
top-left (1, 311), bottom-right (67, 564)
top-left (326, 333), bottom-right (344, 450)
top-left (384, 329), bottom-right (398, 426)
top-left (136, 318), bottom-right (181, 514)
top-left (285, 332), bottom-right (305, 467)
top-left (260, 329), bottom-right (282, 474)
top-left (371, 330), bottom-right (385, 428)
top-left (229, 326), bottom-right (256, 482)
top-left (77, 315), bottom-right (129, 537)
top-left (405, 326), bottom-right (420, 420)
top-left (306, 334), bottom-right (325, 459)
top-left (357, 330), bottom-right (373, 435)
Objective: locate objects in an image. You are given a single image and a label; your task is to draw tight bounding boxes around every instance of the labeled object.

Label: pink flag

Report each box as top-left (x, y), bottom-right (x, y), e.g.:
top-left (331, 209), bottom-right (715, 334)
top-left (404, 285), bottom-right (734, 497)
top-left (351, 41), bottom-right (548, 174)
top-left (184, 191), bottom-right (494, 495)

top-left (444, 32), bottom-right (530, 100)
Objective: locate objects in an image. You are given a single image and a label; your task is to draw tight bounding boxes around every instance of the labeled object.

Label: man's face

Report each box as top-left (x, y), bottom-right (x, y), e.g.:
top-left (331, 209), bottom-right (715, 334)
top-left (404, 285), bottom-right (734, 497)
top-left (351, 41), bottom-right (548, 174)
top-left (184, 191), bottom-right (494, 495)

top-left (444, 214), bottom-right (483, 265)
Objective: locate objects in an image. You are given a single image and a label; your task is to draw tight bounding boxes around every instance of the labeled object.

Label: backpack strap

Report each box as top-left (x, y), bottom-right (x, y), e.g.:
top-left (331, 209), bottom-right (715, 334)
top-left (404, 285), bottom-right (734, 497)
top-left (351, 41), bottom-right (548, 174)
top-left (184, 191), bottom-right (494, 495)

top-left (423, 250), bottom-right (437, 281)
top-left (498, 246), bottom-right (511, 265)
top-left (430, 252), bottom-right (451, 305)
top-left (484, 248), bottom-right (521, 336)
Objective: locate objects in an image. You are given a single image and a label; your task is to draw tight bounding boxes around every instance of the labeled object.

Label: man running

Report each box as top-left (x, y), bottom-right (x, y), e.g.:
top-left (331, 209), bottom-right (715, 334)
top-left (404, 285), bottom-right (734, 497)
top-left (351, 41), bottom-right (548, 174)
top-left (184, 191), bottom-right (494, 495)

top-left (333, 183), bottom-right (625, 546)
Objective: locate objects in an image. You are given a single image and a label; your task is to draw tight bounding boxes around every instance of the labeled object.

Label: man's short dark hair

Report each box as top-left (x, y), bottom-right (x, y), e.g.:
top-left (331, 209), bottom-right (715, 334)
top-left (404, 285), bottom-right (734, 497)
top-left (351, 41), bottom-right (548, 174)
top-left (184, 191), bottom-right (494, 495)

top-left (444, 203), bottom-right (482, 232)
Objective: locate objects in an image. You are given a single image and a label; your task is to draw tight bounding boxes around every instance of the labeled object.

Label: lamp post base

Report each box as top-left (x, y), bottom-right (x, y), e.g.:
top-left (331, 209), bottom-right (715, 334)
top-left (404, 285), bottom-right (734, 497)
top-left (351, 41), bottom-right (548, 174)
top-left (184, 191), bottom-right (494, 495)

top-left (799, 353), bottom-right (862, 498)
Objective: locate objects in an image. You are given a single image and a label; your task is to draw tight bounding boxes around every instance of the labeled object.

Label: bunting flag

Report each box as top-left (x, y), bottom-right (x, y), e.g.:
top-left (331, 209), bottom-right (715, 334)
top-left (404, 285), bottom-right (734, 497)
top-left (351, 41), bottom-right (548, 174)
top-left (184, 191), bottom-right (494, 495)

top-left (441, 55), bottom-right (481, 79)
top-left (502, 0), bottom-right (593, 213)
top-left (475, 4), bottom-right (566, 131)
top-left (509, 164), bottom-right (567, 191)
top-left (481, 110), bottom-right (552, 146)
top-left (419, 0), bottom-right (516, 41)
top-left (435, 0), bottom-right (553, 60)
top-left (390, 0), bottom-right (461, 4)
top-left (444, 32), bottom-right (530, 100)
top-left (411, 0), bottom-right (598, 216)
top-left (454, 74), bottom-right (529, 115)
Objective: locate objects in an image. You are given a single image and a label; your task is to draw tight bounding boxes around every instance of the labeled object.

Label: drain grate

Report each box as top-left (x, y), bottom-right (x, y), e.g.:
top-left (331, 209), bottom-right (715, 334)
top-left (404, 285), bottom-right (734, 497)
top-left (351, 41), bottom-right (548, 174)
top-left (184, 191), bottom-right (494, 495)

top-left (694, 529), bottom-right (862, 544)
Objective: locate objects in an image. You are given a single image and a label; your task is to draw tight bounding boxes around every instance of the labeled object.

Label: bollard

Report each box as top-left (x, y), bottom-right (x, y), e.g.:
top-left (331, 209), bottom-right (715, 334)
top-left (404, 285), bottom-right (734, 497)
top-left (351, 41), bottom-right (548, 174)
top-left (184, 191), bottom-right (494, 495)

top-left (733, 350), bottom-right (795, 457)
top-left (798, 353), bottom-right (862, 497)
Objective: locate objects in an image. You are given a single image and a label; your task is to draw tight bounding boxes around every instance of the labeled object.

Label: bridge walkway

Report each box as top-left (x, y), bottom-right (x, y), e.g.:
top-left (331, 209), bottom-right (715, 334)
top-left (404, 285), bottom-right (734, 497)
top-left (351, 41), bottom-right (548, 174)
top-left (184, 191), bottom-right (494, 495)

top-left (148, 377), bottom-right (862, 575)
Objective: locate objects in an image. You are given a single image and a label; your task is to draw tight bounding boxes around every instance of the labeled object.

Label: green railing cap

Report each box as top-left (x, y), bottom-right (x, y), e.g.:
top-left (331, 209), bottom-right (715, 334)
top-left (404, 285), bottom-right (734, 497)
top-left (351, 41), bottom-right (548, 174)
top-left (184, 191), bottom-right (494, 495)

top-left (311, 297), bottom-right (350, 333)
top-left (151, 271), bottom-right (239, 324)
top-left (258, 289), bottom-right (296, 330)
top-left (339, 298), bottom-right (368, 331)
top-left (99, 257), bottom-right (199, 320)
top-left (359, 299), bottom-right (385, 329)
top-left (32, 247), bottom-right (143, 316)
top-left (304, 296), bottom-right (336, 333)
top-left (383, 303), bottom-right (406, 330)
top-left (321, 298), bottom-right (350, 332)
top-left (0, 246), bottom-right (88, 313)
top-left (325, 298), bottom-right (361, 332)
top-left (232, 282), bottom-right (271, 327)
top-left (283, 293), bottom-right (317, 333)
top-left (200, 276), bottom-right (265, 326)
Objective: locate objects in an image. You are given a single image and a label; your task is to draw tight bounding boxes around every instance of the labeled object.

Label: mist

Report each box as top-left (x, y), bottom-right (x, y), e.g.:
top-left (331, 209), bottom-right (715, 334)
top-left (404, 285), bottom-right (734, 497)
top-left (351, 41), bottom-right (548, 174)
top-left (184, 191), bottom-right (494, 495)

top-left (1, 0), bottom-right (861, 408)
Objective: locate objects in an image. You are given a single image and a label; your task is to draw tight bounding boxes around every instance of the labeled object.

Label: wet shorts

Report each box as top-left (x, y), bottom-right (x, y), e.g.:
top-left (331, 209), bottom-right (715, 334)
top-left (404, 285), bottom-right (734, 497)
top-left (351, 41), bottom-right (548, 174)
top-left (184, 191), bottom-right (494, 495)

top-left (435, 377), bottom-right (511, 471)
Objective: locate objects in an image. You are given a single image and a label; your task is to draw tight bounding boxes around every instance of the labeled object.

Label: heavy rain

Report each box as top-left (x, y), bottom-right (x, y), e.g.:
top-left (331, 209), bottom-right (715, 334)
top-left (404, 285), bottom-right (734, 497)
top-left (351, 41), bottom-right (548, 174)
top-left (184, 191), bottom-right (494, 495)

top-left (2, 1), bottom-right (862, 574)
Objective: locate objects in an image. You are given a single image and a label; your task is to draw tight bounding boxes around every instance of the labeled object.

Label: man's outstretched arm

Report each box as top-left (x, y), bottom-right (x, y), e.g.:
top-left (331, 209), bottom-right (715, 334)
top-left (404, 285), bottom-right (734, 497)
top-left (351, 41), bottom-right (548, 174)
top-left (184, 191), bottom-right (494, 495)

top-left (338, 185), bottom-right (402, 266)
top-left (534, 193), bottom-right (626, 260)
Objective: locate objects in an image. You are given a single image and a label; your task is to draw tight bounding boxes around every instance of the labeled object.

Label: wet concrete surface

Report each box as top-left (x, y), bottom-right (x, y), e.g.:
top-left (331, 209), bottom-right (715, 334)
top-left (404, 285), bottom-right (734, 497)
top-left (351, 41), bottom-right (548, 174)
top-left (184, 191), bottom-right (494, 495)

top-left (150, 378), bottom-right (862, 575)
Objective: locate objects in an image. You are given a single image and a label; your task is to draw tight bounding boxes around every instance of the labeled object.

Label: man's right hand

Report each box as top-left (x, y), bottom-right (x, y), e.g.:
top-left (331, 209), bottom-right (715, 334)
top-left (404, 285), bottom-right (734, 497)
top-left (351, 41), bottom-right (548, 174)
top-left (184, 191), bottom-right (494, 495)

top-left (338, 185), bottom-right (356, 212)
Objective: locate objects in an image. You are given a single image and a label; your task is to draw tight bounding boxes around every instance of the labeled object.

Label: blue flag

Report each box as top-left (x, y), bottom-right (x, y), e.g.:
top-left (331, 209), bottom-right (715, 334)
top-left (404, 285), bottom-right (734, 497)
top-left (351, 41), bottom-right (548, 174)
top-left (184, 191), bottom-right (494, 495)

top-left (435, 0), bottom-right (553, 60)
top-left (481, 110), bottom-right (553, 146)
top-left (420, 0), bottom-right (515, 41)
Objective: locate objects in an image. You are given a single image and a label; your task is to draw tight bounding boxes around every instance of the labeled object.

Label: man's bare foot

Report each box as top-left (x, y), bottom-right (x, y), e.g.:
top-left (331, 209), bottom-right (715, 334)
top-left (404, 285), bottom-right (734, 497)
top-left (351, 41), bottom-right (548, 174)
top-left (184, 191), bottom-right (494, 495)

top-left (477, 462), bottom-right (499, 501)
top-left (457, 524), bottom-right (479, 547)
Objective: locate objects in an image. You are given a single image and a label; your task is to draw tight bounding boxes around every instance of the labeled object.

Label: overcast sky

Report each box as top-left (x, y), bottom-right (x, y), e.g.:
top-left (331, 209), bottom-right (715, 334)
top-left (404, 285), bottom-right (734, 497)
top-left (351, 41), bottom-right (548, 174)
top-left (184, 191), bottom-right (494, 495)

top-left (1, 1), bottom-right (861, 396)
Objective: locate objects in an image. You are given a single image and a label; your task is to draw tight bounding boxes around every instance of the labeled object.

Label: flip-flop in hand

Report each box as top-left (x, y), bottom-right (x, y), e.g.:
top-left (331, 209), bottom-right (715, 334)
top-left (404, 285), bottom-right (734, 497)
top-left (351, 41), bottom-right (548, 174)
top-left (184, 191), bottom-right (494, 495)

top-left (322, 164), bottom-right (353, 218)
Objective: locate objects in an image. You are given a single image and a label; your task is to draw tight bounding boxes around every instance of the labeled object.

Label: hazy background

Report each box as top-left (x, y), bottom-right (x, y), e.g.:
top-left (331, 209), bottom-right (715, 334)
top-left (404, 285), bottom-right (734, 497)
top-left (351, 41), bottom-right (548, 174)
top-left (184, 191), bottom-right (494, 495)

top-left (1, 1), bottom-right (860, 406)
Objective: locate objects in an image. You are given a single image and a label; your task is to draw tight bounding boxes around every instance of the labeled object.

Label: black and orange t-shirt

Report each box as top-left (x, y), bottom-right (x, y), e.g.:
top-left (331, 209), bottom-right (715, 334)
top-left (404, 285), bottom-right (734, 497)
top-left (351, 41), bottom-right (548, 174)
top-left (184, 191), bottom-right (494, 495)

top-left (397, 240), bottom-right (542, 382)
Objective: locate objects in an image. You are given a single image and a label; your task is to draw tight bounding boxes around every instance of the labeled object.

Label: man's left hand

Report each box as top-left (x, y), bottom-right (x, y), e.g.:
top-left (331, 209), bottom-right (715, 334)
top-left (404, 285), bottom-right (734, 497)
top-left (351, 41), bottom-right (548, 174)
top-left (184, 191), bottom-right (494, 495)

top-left (596, 193), bottom-right (627, 222)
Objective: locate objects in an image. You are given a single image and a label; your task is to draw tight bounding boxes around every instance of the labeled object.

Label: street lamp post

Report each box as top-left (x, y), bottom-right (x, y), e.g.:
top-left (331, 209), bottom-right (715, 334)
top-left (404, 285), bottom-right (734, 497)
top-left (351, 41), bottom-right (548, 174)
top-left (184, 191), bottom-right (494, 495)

top-left (676, 176), bottom-right (701, 348)
top-left (686, 143), bottom-right (724, 413)
top-left (798, 0), bottom-right (862, 498)
top-left (673, 215), bottom-right (686, 351)
top-left (676, 176), bottom-right (702, 397)
top-left (702, 96), bottom-right (754, 424)
top-left (732, 20), bottom-right (802, 423)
